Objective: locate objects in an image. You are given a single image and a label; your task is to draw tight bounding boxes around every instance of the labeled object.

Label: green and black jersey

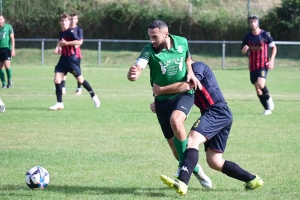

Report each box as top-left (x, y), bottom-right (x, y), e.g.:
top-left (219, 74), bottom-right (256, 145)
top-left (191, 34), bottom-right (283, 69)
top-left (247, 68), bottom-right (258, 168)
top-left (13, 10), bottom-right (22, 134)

top-left (138, 34), bottom-right (193, 100)
top-left (0, 23), bottom-right (14, 49)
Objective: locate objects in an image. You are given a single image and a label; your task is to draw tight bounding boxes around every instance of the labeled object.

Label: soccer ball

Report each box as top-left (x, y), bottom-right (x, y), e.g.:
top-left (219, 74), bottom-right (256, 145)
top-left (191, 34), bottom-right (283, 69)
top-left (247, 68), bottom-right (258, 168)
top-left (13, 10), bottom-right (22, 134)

top-left (25, 166), bottom-right (50, 190)
top-left (0, 98), bottom-right (5, 113)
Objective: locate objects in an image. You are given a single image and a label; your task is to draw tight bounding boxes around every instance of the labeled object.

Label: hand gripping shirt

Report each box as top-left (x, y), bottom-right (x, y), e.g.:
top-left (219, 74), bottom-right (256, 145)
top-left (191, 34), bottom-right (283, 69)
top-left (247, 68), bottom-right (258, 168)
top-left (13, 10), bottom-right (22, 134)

top-left (137, 34), bottom-right (193, 100)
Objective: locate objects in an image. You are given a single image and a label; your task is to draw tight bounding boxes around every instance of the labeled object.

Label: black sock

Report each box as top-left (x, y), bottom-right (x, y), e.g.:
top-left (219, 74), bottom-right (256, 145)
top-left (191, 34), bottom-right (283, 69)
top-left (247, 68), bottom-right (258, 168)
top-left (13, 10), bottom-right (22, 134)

top-left (77, 82), bottom-right (81, 89)
top-left (258, 94), bottom-right (268, 110)
top-left (61, 80), bottom-right (65, 88)
top-left (221, 160), bottom-right (256, 182)
top-left (82, 80), bottom-right (95, 97)
top-left (55, 83), bottom-right (62, 102)
top-left (261, 86), bottom-right (270, 99)
top-left (178, 148), bottom-right (199, 185)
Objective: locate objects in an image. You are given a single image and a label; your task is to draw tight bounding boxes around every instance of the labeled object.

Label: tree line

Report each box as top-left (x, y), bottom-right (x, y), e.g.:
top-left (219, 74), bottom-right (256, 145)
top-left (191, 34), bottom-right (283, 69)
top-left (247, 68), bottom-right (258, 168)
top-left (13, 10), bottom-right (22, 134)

top-left (3, 0), bottom-right (299, 41)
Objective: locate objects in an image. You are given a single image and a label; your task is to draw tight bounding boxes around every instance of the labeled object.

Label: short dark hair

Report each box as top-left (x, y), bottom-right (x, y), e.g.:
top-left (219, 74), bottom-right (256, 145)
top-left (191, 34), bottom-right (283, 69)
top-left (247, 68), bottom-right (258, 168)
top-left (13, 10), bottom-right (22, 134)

top-left (60, 13), bottom-right (70, 20)
top-left (248, 14), bottom-right (260, 25)
top-left (148, 20), bottom-right (168, 29)
top-left (70, 13), bottom-right (78, 17)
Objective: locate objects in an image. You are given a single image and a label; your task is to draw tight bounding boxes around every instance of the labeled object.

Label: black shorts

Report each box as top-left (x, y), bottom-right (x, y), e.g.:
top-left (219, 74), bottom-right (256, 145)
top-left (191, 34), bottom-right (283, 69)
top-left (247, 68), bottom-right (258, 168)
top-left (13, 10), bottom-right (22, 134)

top-left (191, 102), bottom-right (233, 153)
top-left (155, 93), bottom-right (195, 140)
top-left (250, 68), bottom-right (268, 84)
top-left (0, 48), bottom-right (11, 62)
top-left (54, 55), bottom-right (81, 77)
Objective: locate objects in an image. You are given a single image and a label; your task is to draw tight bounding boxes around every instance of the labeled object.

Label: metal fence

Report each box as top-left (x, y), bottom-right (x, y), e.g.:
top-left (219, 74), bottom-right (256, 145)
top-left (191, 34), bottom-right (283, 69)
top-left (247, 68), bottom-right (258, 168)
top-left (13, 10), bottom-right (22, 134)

top-left (15, 38), bottom-right (300, 68)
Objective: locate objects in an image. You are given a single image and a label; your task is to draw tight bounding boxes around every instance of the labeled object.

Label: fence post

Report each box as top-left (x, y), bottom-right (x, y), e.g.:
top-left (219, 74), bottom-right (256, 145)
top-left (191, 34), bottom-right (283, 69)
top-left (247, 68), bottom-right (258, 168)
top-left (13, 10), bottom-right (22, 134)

top-left (98, 40), bottom-right (101, 66)
top-left (41, 39), bottom-right (45, 66)
top-left (222, 41), bottom-right (225, 69)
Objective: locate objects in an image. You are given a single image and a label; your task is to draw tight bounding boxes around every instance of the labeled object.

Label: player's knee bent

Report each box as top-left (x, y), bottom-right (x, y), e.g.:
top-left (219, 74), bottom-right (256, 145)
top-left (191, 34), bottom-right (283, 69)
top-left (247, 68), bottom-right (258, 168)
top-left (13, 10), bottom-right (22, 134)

top-left (76, 76), bottom-right (84, 84)
top-left (54, 79), bottom-right (61, 84)
top-left (207, 159), bottom-right (223, 171)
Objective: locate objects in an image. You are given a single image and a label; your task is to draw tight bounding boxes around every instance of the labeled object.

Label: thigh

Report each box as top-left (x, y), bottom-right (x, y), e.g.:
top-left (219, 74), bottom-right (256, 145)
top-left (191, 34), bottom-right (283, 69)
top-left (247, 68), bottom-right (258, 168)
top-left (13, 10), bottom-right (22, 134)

top-left (171, 93), bottom-right (194, 117)
top-left (0, 48), bottom-right (10, 62)
top-left (67, 56), bottom-right (81, 77)
top-left (55, 57), bottom-right (68, 74)
top-left (191, 104), bottom-right (232, 153)
top-left (155, 99), bottom-right (173, 140)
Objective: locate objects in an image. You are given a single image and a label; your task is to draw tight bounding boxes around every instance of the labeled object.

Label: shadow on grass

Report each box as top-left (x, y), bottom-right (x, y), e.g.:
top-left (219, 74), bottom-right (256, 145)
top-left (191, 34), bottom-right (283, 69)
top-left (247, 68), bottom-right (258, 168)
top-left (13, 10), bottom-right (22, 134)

top-left (0, 184), bottom-right (242, 197)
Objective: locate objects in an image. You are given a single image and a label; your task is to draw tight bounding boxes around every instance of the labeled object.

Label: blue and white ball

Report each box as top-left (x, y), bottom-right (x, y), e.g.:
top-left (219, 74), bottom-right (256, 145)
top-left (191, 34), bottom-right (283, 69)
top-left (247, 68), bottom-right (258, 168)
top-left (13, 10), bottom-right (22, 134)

top-left (25, 166), bottom-right (50, 190)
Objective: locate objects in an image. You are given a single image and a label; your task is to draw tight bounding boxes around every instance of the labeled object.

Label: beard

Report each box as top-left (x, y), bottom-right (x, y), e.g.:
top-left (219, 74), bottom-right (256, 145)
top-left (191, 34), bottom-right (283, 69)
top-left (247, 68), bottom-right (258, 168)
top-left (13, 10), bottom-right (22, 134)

top-left (152, 40), bottom-right (167, 54)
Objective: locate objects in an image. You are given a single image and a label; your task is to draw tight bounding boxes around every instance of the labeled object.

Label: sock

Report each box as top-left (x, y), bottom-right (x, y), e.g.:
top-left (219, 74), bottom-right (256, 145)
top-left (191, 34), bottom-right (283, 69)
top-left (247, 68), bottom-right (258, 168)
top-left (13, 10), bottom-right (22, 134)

top-left (178, 148), bottom-right (199, 185)
top-left (258, 94), bottom-right (268, 110)
top-left (61, 80), bottom-right (65, 88)
top-left (55, 83), bottom-right (62, 103)
top-left (0, 69), bottom-right (6, 85)
top-left (6, 68), bottom-right (12, 83)
top-left (221, 160), bottom-right (256, 182)
top-left (82, 80), bottom-right (95, 97)
top-left (174, 137), bottom-right (188, 167)
top-left (261, 86), bottom-right (270, 100)
top-left (77, 82), bottom-right (81, 89)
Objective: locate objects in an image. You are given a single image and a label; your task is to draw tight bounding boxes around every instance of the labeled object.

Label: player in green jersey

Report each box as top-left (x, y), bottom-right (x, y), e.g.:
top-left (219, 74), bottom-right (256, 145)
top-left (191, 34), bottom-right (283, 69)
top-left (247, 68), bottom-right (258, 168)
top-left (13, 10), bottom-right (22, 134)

top-left (0, 15), bottom-right (15, 88)
top-left (127, 20), bottom-right (212, 188)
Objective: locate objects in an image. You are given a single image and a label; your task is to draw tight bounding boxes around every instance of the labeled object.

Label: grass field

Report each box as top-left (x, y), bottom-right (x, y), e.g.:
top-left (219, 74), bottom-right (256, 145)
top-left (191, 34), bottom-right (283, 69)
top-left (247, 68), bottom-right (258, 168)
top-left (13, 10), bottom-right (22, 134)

top-left (0, 60), bottom-right (300, 199)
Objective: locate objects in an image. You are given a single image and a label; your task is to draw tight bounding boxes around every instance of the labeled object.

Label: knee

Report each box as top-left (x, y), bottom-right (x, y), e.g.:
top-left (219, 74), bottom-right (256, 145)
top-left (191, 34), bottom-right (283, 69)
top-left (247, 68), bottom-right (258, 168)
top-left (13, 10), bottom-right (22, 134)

top-left (77, 76), bottom-right (84, 83)
top-left (207, 158), bottom-right (223, 171)
top-left (54, 78), bottom-right (61, 84)
top-left (170, 116), bottom-right (184, 130)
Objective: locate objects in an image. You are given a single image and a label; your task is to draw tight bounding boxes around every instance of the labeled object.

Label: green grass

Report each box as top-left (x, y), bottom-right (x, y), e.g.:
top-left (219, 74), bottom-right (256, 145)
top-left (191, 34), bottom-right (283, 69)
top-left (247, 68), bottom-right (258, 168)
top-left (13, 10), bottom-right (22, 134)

top-left (0, 58), bottom-right (300, 199)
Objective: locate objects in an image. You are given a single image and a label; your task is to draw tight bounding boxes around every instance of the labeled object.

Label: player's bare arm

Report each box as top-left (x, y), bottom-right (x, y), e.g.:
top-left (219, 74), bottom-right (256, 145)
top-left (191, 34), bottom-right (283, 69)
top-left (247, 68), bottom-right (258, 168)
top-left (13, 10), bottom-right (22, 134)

top-left (10, 33), bottom-right (15, 57)
top-left (241, 45), bottom-right (249, 55)
top-left (59, 38), bottom-right (81, 47)
top-left (186, 57), bottom-right (201, 90)
top-left (152, 82), bottom-right (192, 97)
top-left (54, 41), bottom-right (61, 54)
top-left (266, 45), bottom-right (277, 70)
top-left (127, 65), bottom-right (143, 81)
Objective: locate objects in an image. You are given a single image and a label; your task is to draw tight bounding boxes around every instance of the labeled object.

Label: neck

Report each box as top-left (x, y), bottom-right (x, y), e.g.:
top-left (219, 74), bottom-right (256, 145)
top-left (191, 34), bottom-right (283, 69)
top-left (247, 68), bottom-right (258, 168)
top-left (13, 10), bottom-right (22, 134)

top-left (252, 27), bottom-right (261, 35)
top-left (166, 36), bottom-right (173, 50)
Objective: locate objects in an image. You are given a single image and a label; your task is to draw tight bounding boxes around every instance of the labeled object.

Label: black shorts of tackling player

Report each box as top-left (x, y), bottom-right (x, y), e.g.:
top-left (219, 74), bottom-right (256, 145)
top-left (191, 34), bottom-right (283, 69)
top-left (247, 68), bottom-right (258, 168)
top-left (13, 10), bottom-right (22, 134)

top-left (0, 48), bottom-right (11, 62)
top-left (155, 93), bottom-right (195, 140)
top-left (54, 55), bottom-right (81, 77)
top-left (191, 102), bottom-right (233, 153)
top-left (250, 68), bottom-right (268, 84)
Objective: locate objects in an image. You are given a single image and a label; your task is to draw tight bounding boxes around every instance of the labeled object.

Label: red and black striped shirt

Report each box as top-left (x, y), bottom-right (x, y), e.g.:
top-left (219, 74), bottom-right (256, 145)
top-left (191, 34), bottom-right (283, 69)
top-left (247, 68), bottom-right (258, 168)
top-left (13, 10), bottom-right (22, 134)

top-left (241, 29), bottom-right (275, 72)
top-left (192, 62), bottom-right (225, 114)
top-left (58, 28), bottom-right (80, 57)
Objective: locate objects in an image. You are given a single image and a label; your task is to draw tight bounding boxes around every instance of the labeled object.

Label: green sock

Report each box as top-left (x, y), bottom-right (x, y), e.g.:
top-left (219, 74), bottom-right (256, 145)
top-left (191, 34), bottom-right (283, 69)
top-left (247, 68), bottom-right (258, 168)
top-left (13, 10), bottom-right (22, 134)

top-left (6, 68), bottom-right (12, 82)
top-left (173, 137), bottom-right (199, 174)
top-left (174, 137), bottom-right (188, 167)
top-left (0, 69), bottom-right (6, 85)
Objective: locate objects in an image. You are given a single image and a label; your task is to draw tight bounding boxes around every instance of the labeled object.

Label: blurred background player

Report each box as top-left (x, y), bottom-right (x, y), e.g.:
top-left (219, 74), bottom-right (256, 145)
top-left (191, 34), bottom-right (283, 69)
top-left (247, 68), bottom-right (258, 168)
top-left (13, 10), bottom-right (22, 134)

top-left (241, 15), bottom-right (277, 115)
top-left (61, 13), bottom-right (83, 95)
top-left (50, 14), bottom-right (100, 110)
top-left (156, 62), bottom-right (263, 195)
top-left (0, 15), bottom-right (15, 88)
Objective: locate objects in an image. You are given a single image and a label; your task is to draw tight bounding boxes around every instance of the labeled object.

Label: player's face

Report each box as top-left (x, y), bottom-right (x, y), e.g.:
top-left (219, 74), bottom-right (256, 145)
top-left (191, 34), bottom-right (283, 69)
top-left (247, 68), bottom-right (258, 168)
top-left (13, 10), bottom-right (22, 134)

top-left (249, 19), bottom-right (259, 30)
top-left (71, 16), bottom-right (78, 27)
top-left (148, 27), bottom-right (167, 53)
top-left (60, 18), bottom-right (70, 30)
top-left (0, 16), bottom-right (5, 27)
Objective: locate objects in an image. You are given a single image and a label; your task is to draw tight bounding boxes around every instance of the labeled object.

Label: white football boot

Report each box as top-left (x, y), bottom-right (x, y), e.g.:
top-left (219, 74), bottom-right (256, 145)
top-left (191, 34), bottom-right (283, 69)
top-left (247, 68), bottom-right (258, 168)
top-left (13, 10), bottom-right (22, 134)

top-left (92, 95), bottom-right (100, 108)
top-left (267, 96), bottom-right (274, 111)
top-left (49, 102), bottom-right (64, 110)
